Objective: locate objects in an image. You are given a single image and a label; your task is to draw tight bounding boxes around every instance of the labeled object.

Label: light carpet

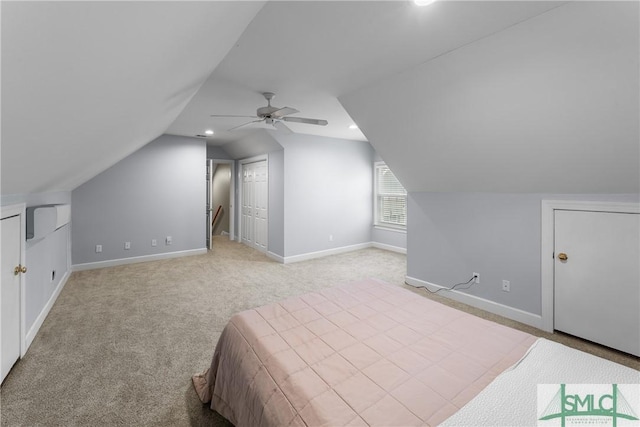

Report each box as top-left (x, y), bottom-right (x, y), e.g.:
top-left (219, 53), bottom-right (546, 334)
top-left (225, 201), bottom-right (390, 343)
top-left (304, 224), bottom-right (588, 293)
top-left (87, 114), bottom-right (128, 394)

top-left (1, 236), bottom-right (636, 426)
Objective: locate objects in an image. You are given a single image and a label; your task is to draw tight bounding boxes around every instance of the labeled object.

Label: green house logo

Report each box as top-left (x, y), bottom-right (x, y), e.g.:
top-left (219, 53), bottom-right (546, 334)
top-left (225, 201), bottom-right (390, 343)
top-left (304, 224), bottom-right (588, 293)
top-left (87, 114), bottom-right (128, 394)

top-left (538, 384), bottom-right (639, 427)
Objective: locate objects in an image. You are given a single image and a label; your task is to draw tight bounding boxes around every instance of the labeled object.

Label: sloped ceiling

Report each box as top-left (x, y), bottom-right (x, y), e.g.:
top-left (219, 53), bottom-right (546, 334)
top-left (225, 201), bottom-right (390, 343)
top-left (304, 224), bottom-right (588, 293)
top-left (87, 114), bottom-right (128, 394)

top-left (1, 1), bottom-right (264, 195)
top-left (5, 1), bottom-right (630, 197)
top-left (167, 1), bottom-right (564, 145)
top-left (340, 1), bottom-right (639, 193)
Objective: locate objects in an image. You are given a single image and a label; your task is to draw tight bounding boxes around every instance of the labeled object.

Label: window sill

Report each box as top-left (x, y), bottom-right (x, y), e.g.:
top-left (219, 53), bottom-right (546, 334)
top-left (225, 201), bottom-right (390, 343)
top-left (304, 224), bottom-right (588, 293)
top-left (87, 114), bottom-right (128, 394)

top-left (373, 225), bottom-right (407, 234)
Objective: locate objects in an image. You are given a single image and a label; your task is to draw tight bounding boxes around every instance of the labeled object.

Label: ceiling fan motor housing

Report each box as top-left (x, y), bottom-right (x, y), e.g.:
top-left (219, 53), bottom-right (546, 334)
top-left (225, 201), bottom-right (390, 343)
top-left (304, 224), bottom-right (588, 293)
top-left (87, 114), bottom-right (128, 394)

top-left (257, 105), bottom-right (280, 117)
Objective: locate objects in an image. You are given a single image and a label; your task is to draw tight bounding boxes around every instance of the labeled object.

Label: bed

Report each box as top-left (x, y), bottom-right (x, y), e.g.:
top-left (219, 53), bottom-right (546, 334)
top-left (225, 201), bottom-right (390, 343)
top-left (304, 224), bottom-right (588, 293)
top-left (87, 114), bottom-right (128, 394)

top-left (193, 278), bottom-right (639, 426)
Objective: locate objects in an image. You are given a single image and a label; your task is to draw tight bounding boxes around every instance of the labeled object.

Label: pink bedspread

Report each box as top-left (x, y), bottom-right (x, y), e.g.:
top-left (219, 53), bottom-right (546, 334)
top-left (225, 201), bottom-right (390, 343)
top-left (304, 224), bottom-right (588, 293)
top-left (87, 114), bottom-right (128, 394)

top-left (193, 279), bottom-right (536, 426)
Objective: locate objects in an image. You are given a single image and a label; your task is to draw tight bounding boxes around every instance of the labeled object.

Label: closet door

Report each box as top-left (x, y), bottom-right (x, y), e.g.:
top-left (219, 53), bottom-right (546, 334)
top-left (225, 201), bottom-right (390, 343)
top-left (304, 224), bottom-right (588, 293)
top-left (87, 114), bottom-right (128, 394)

top-left (1, 214), bottom-right (22, 383)
top-left (253, 161), bottom-right (268, 251)
top-left (240, 160), bottom-right (268, 252)
top-left (241, 163), bottom-right (255, 246)
top-left (554, 210), bottom-right (639, 356)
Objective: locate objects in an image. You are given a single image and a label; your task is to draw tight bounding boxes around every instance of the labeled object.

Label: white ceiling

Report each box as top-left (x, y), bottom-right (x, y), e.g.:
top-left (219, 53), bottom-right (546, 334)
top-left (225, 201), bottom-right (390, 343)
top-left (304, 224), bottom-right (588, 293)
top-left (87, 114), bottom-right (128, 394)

top-left (166, 1), bottom-right (565, 145)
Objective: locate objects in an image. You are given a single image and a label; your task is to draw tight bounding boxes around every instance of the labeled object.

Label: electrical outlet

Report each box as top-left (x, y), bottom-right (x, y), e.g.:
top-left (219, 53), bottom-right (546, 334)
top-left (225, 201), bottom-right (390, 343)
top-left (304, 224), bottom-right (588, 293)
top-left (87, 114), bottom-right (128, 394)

top-left (166, 236), bottom-right (172, 245)
top-left (151, 239), bottom-right (157, 247)
top-left (124, 241), bottom-right (131, 250)
top-left (96, 244), bottom-right (102, 253)
top-left (473, 272), bottom-right (480, 284)
top-left (329, 234), bottom-right (333, 242)
top-left (502, 280), bottom-right (510, 292)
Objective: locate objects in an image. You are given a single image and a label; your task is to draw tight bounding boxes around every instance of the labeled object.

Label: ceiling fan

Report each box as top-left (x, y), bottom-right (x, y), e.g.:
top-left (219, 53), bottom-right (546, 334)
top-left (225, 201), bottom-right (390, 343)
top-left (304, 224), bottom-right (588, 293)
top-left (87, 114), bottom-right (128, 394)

top-left (211, 92), bottom-right (328, 132)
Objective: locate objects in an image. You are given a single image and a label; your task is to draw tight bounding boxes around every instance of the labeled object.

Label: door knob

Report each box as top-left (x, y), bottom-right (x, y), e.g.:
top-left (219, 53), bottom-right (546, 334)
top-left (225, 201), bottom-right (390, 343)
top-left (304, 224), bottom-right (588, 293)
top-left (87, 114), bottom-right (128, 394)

top-left (557, 253), bottom-right (568, 261)
top-left (14, 264), bottom-right (27, 275)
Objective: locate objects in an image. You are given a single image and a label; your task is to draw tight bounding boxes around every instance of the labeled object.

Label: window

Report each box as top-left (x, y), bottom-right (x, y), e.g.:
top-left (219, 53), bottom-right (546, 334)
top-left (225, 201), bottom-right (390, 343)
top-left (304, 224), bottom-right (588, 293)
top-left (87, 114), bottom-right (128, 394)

top-left (374, 162), bottom-right (407, 229)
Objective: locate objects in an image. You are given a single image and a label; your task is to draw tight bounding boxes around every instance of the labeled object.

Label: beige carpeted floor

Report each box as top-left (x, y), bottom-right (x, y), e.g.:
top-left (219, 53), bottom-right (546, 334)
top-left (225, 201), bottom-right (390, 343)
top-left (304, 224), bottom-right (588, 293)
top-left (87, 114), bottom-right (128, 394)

top-left (1, 237), bottom-right (637, 426)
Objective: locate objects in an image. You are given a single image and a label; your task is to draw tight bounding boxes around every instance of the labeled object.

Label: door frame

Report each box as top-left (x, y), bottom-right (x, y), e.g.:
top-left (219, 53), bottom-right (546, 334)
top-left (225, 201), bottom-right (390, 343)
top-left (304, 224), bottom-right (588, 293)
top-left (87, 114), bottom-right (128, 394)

top-left (208, 159), bottom-right (235, 243)
top-left (238, 155), bottom-right (268, 251)
top-left (540, 200), bottom-right (640, 333)
top-left (1, 203), bottom-right (27, 358)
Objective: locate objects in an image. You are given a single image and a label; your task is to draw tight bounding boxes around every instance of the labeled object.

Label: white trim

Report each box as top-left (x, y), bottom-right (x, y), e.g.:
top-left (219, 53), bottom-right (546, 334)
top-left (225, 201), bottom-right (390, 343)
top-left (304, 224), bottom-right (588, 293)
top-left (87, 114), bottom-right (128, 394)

top-left (72, 248), bottom-right (207, 271)
top-left (405, 276), bottom-right (543, 329)
top-left (24, 270), bottom-right (70, 351)
top-left (371, 242), bottom-right (406, 254)
top-left (266, 251), bottom-right (285, 263)
top-left (540, 200), bottom-right (640, 333)
top-left (267, 241), bottom-right (407, 264)
top-left (280, 243), bottom-right (372, 264)
top-left (1, 203), bottom-right (27, 358)
top-left (373, 225), bottom-right (407, 234)
top-left (209, 159), bottom-right (236, 243)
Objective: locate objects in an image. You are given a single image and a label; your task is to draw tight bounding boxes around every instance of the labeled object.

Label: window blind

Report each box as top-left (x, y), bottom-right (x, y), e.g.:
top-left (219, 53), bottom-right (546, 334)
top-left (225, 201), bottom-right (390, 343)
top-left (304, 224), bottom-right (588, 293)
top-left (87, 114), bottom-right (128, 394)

top-left (375, 163), bottom-right (407, 228)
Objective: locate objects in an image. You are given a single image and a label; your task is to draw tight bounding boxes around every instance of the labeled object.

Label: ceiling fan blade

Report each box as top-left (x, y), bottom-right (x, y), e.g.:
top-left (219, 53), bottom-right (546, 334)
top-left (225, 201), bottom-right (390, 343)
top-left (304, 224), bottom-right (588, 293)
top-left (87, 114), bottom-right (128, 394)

top-left (270, 107), bottom-right (299, 119)
top-left (273, 120), bottom-right (293, 134)
top-left (227, 119), bottom-right (265, 131)
top-left (211, 114), bottom-right (259, 119)
top-left (282, 116), bottom-right (328, 126)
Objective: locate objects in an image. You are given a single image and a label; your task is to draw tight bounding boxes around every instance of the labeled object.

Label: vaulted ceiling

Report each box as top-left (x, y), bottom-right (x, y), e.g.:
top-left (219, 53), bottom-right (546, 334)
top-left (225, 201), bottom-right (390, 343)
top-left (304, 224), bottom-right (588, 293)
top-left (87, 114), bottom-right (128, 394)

top-left (2, 1), bottom-right (637, 196)
top-left (1, 1), bottom-right (265, 195)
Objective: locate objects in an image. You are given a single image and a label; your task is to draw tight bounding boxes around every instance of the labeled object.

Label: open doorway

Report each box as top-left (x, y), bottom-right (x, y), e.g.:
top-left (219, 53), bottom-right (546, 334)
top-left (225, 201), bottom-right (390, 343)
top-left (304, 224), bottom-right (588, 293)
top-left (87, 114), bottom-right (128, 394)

top-left (207, 159), bottom-right (235, 250)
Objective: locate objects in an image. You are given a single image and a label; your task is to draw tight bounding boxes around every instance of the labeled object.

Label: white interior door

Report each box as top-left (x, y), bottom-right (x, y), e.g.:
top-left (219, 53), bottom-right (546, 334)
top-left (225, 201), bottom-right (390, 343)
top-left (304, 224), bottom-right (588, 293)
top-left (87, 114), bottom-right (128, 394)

top-left (242, 163), bottom-right (255, 246)
top-left (554, 210), bottom-right (640, 356)
top-left (241, 160), bottom-right (268, 252)
top-left (1, 215), bottom-right (22, 382)
top-left (253, 161), bottom-right (268, 251)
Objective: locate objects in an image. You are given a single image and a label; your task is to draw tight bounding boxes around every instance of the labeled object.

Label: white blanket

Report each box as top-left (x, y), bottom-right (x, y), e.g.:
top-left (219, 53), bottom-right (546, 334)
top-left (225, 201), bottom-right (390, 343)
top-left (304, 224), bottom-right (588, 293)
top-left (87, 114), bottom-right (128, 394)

top-left (441, 338), bottom-right (639, 426)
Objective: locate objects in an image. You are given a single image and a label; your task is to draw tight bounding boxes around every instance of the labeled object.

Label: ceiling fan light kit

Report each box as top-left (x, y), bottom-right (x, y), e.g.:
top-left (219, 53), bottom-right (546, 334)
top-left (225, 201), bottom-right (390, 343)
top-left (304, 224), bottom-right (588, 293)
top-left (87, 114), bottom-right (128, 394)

top-left (211, 92), bottom-right (328, 132)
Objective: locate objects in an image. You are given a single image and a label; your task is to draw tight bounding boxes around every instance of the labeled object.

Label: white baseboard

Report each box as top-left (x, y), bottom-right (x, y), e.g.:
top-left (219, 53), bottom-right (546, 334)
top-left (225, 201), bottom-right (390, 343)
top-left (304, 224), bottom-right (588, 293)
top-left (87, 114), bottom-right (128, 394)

top-left (72, 248), bottom-right (207, 271)
top-left (24, 270), bottom-right (70, 353)
top-left (371, 242), bottom-right (407, 254)
top-left (280, 243), bottom-right (373, 264)
top-left (269, 241), bottom-right (408, 264)
top-left (266, 251), bottom-right (285, 263)
top-left (405, 276), bottom-right (542, 329)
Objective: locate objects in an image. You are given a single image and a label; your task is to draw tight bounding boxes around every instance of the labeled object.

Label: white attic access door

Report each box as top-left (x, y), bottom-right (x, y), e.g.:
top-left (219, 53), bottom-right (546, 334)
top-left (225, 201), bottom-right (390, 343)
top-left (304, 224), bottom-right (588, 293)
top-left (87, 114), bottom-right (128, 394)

top-left (541, 200), bottom-right (640, 356)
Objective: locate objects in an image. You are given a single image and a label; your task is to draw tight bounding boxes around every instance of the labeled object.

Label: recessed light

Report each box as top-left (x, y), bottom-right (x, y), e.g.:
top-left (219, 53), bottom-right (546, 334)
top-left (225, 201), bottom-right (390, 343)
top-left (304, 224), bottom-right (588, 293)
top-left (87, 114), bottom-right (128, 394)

top-left (204, 129), bottom-right (214, 135)
top-left (414, 0), bottom-right (437, 6)
top-left (349, 124), bottom-right (359, 130)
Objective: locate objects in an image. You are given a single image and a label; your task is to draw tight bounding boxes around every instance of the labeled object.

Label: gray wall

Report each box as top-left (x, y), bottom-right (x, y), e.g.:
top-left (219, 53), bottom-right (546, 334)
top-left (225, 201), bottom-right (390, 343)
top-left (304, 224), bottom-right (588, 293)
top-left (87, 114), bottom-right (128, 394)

top-left (222, 130), bottom-right (282, 160)
top-left (408, 192), bottom-right (640, 315)
top-left (206, 144), bottom-right (231, 160)
top-left (274, 133), bottom-right (374, 257)
top-left (72, 134), bottom-right (206, 265)
top-left (372, 227), bottom-right (406, 251)
top-left (224, 131), bottom-right (378, 259)
top-left (218, 129), bottom-right (408, 258)
top-left (1, 191), bottom-right (71, 333)
top-left (268, 150), bottom-right (285, 257)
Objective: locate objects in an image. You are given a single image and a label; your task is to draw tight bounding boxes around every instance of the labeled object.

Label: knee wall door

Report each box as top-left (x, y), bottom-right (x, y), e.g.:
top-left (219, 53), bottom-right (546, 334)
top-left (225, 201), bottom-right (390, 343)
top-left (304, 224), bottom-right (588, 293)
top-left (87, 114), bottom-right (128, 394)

top-left (554, 210), bottom-right (639, 356)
